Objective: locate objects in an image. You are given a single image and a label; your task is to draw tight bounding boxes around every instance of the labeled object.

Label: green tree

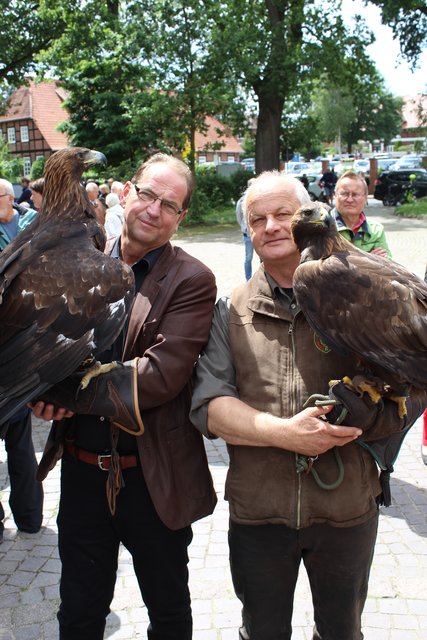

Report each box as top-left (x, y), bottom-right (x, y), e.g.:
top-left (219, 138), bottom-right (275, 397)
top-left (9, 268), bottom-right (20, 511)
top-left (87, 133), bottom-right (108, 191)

top-left (313, 84), bottom-right (356, 155)
top-left (0, 136), bottom-right (23, 181)
top-left (204, 0), bottom-right (374, 172)
top-left (0, 0), bottom-right (73, 85)
top-left (30, 157), bottom-right (46, 179)
top-left (310, 62), bottom-right (403, 154)
top-left (367, 0), bottom-right (427, 65)
top-left (125, 0), bottom-right (244, 174)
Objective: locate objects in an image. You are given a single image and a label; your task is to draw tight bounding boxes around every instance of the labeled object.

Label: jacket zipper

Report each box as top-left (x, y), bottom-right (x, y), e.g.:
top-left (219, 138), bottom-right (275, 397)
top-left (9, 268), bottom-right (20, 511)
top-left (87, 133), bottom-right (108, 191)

top-left (288, 320), bottom-right (303, 530)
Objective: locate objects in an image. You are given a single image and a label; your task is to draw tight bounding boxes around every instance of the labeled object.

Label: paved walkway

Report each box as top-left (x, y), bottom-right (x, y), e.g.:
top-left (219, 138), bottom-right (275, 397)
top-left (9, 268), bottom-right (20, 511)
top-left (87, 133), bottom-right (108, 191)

top-left (0, 201), bottom-right (426, 639)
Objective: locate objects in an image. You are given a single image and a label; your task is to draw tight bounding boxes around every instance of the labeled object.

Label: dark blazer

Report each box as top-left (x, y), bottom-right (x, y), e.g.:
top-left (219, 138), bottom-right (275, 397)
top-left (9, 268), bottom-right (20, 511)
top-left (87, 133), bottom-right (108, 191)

top-left (114, 240), bottom-right (218, 530)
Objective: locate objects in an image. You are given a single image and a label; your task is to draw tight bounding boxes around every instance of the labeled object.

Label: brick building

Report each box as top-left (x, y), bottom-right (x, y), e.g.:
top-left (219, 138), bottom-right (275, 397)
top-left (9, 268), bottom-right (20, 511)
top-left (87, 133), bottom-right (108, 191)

top-left (0, 79), bottom-right (69, 176)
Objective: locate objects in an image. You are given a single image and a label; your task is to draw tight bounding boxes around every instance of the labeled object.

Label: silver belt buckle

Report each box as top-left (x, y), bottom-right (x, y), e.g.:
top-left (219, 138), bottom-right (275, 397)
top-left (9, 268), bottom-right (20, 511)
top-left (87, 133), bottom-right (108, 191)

top-left (98, 454), bottom-right (111, 471)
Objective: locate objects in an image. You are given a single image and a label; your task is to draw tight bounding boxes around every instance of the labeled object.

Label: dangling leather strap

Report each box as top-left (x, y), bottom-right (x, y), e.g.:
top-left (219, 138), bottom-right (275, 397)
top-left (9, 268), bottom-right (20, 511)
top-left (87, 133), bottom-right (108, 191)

top-left (106, 424), bottom-right (125, 515)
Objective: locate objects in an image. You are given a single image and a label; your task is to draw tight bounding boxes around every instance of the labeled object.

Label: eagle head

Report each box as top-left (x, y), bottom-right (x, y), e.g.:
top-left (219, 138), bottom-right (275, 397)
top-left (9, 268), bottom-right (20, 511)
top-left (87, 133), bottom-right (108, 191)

top-left (291, 201), bottom-right (339, 258)
top-left (40, 147), bottom-right (107, 221)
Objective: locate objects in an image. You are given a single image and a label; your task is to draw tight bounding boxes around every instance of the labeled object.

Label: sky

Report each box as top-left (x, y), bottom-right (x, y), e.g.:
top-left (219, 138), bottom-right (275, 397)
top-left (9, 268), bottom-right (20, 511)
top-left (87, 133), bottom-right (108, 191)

top-left (341, 0), bottom-right (427, 97)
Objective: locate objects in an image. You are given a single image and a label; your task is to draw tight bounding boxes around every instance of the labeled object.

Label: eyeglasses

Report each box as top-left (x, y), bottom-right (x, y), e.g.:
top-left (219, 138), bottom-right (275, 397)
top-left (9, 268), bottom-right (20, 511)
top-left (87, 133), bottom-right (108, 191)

top-left (134, 185), bottom-right (183, 216)
top-left (336, 191), bottom-right (365, 200)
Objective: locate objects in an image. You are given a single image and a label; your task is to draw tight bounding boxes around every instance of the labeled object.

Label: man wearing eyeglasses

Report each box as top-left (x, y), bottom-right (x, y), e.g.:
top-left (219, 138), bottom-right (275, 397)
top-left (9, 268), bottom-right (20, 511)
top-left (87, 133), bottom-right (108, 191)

top-left (332, 170), bottom-right (392, 258)
top-left (32, 154), bottom-right (217, 640)
top-left (0, 178), bottom-right (37, 250)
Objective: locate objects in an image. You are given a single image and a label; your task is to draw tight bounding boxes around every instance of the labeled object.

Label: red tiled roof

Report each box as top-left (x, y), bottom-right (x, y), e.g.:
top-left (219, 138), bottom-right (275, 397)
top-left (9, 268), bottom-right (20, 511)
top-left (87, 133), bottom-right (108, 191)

top-left (0, 79), bottom-right (69, 150)
top-left (195, 115), bottom-right (243, 153)
top-left (401, 94), bottom-right (427, 130)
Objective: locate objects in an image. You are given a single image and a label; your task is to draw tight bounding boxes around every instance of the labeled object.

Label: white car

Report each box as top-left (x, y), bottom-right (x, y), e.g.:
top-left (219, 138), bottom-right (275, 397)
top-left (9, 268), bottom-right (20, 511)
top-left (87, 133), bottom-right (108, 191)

top-left (294, 173), bottom-right (326, 201)
top-left (353, 159), bottom-right (370, 175)
top-left (389, 155), bottom-right (422, 171)
top-left (286, 162), bottom-right (311, 174)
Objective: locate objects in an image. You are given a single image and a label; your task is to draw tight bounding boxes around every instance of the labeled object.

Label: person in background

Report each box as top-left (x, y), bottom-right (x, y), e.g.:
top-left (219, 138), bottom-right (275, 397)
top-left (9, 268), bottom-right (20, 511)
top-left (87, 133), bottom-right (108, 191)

top-left (110, 180), bottom-right (124, 199)
top-left (31, 153), bottom-right (217, 640)
top-left (422, 265), bottom-right (427, 466)
top-left (85, 181), bottom-right (99, 203)
top-left (190, 170), bottom-right (425, 640)
top-left (0, 178), bottom-right (43, 543)
top-left (235, 178), bottom-right (255, 280)
top-left (16, 177), bottom-right (34, 209)
top-left (300, 173), bottom-right (309, 191)
top-left (98, 183), bottom-right (110, 205)
top-left (92, 197), bottom-right (107, 227)
top-left (318, 166), bottom-right (337, 206)
top-left (104, 192), bottom-right (124, 238)
top-left (332, 170), bottom-right (391, 258)
top-left (30, 178), bottom-right (44, 212)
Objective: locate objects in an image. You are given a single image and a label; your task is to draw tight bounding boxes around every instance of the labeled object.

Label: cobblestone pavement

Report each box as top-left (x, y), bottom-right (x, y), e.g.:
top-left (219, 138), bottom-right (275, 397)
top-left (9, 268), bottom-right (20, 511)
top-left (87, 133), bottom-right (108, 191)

top-left (0, 201), bottom-right (426, 639)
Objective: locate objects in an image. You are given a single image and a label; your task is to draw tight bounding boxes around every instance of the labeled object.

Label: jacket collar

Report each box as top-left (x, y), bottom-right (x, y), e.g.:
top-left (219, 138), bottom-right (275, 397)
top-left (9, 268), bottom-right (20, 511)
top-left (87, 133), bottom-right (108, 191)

top-left (245, 265), bottom-right (296, 322)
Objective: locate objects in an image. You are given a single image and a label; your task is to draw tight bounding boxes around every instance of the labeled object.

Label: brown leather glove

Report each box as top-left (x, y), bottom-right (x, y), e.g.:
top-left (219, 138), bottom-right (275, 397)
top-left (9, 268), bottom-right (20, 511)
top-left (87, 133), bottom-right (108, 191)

top-left (36, 358), bottom-right (144, 435)
top-left (326, 380), bottom-right (382, 431)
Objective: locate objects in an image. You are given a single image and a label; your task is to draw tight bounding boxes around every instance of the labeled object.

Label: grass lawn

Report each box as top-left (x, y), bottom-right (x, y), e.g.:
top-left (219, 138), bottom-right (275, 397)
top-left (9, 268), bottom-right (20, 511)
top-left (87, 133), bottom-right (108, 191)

top-left (395, 196), bottom-right (427, 217)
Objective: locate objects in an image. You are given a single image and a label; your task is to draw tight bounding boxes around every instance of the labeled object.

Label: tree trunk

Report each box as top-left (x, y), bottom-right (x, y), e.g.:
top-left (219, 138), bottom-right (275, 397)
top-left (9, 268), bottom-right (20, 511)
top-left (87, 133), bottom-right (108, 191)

top-left (255, 90), bottom-right (284, 173)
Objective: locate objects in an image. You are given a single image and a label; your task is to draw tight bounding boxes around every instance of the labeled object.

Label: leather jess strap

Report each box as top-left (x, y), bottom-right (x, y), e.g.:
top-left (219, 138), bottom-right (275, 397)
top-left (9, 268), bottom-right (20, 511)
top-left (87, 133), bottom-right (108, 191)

top-left (64, 442), bottom-right (138, 471)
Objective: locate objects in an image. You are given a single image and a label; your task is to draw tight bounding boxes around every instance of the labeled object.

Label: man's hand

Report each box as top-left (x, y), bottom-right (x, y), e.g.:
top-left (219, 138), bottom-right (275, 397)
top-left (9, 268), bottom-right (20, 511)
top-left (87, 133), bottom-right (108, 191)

top-left (283, 405), bottom-right (362, 457)
top-left (30, 359), bottom-right (144, 435)
top-left (370, 247), bottom-right (388, 258)
top-left (29, 401), bottom-right (74, 422)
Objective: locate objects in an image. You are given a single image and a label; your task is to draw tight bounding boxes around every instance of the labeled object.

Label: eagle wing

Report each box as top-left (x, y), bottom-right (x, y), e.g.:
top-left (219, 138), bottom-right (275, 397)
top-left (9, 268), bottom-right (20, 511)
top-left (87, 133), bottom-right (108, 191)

top-left (293, 248), bottom-right (427, 389)
top-left (0, 218), bottom-right (134, 424)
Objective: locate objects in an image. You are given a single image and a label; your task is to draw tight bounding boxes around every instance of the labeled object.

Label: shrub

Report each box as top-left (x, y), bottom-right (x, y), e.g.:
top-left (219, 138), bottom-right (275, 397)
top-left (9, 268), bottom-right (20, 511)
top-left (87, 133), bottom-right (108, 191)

top-left (194, 171), bottom-right (233, 209)
top-left (229, 169), bottom-right (256, 201)
top-left (30, 157), bottom-right (46, 180)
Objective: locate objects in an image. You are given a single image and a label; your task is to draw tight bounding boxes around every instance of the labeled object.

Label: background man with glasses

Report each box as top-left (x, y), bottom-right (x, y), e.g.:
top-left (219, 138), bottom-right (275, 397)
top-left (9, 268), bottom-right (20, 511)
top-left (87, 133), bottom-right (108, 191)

top-left (332, 170), bottom-right (392, 258)
top-left (32, 153), bottom-right (217, 640)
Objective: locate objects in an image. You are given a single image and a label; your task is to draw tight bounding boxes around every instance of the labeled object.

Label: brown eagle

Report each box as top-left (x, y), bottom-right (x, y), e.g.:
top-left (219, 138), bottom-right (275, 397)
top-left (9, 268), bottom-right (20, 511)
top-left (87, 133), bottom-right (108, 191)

top-left (0, 147), bottom-right (135, 426)
top-left (290, 202), bottom-right (427, 416)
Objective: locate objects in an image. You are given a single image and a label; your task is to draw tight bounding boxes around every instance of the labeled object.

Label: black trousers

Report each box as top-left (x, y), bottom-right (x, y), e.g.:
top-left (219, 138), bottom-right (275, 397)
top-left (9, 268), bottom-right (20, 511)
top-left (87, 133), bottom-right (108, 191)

top-left (0, 413), bottom-right (43, 533)
top-left (57, 453), bottom-right (193, 640)
top-left (229, 514), bottom-right (379, 640)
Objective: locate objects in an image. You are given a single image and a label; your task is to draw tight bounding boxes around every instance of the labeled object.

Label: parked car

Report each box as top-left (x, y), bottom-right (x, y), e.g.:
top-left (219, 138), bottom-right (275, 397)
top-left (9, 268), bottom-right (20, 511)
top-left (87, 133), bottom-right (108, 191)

top-left (295, 173), bottom-right (326, 201)
top-left (286, 161), bottom-right (311, 174)
top-left (389, 155), bottom-right (423, 171)
top-left (353, 159), bottom-right (370, 175)
top-left (375, 158), bottom-right (397, 173)
top-left (241, 157), bottom-right (255, 173)
top-left (374, 168), bottom-right (427, 204)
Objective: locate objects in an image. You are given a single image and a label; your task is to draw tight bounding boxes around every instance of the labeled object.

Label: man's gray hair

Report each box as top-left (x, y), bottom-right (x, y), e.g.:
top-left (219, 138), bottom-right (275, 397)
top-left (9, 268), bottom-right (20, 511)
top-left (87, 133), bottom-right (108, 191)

top-left (85, 182), bottom-right (99, 193)
top-left (242, 170), bottom-right (311, 220)
top-left (0, 179), bottom-right (14, 196)
top-left (111, 181), bottom-right (124, 196)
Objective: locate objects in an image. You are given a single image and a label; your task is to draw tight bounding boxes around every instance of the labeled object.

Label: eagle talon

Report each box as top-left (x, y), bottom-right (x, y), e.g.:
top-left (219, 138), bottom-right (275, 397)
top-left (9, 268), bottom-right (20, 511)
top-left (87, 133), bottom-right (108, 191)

top-left (79, 361), bottom-right (119, 390)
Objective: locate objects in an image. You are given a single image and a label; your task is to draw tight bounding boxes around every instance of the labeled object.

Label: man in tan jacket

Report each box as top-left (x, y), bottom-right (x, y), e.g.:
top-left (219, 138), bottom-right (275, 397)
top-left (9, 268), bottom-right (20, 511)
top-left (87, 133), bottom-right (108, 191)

top-left (191, 171), bottom-right (425, 640)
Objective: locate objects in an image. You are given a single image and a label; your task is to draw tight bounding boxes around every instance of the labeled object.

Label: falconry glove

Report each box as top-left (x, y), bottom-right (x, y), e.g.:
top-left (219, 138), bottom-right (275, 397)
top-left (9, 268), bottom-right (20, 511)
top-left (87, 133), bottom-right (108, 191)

top-left (326, 380), bottom-right (382, 430)
top-left (36, 358), bottom-right (144, 435)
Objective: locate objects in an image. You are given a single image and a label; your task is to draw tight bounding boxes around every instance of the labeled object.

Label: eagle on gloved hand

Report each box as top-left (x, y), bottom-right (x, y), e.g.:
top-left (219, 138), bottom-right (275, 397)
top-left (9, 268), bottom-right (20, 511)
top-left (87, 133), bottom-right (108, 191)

top-left (290, 201), bottom-right (427, 418)
top-left (0, 147), bottom-right (138, 432)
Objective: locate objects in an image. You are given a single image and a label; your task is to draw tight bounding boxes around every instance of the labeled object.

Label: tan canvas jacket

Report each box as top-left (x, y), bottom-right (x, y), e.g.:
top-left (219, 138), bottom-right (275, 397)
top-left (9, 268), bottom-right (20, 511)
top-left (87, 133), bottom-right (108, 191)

top-left (213, 267), bottom-right (422, 529)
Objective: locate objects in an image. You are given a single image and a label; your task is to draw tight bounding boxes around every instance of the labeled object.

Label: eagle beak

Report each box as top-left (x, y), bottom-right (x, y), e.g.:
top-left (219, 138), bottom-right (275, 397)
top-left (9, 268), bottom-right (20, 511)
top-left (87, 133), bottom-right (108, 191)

top-left (83, 150), bottom-right (107, 167)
